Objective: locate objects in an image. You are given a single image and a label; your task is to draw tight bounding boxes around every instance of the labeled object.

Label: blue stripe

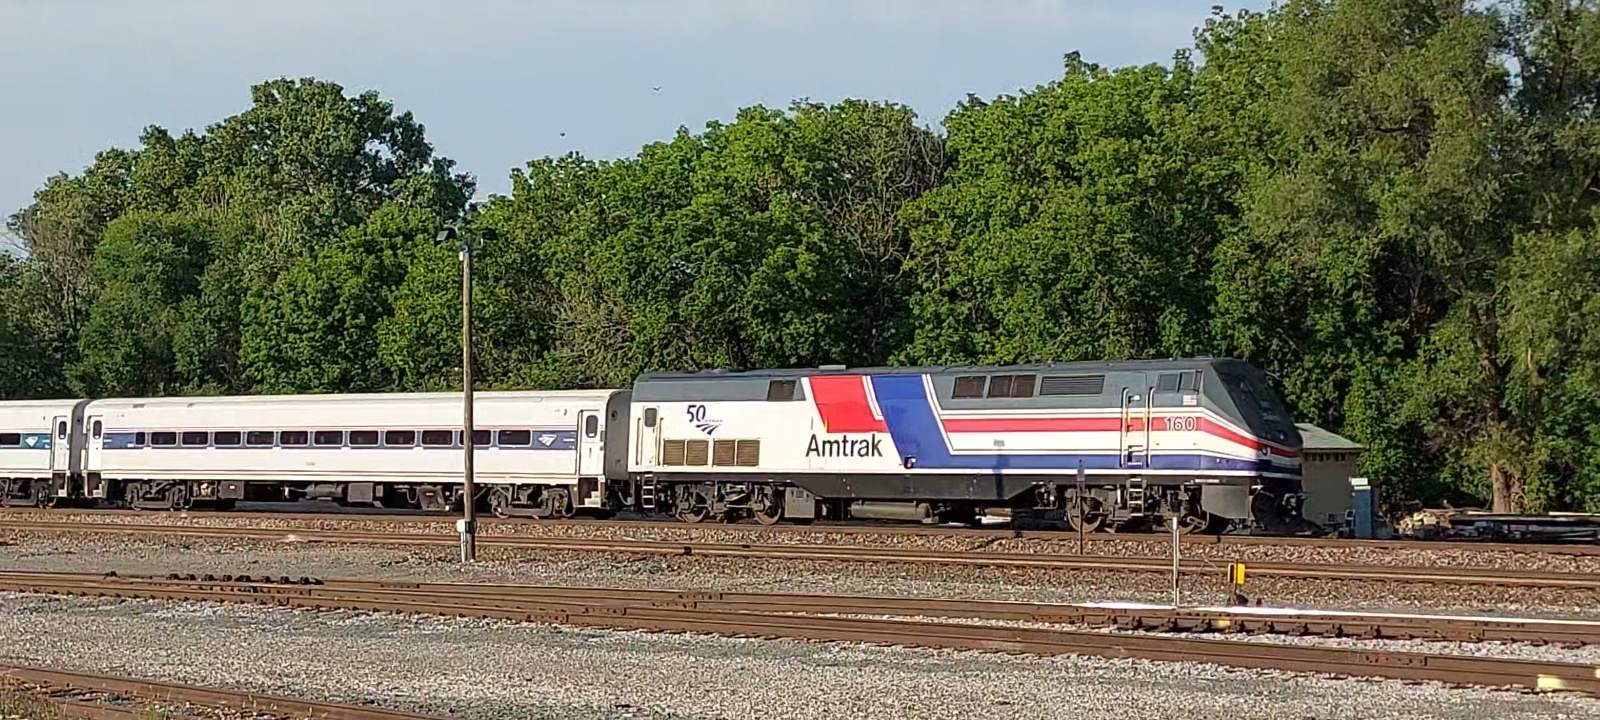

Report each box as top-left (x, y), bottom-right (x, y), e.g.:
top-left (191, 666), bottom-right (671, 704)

top-left (100, 429), bottom-right (579, 451)
top-left (870, 375), bottom-right (1278, 473)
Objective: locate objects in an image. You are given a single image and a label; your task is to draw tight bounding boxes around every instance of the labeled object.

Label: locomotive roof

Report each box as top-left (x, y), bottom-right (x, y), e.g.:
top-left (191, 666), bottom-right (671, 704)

top-left (638, 357), bottom-right (1250, 382)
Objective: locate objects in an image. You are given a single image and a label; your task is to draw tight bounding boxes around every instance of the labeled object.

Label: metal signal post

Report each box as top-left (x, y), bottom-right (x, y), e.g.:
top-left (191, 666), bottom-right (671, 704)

top-left (444, 226), bottom-right (477, 563)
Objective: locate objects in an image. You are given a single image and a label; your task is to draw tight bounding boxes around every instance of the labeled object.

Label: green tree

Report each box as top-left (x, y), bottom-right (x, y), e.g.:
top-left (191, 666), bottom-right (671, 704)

top-left (902, 54), bottom-right (1226, 365)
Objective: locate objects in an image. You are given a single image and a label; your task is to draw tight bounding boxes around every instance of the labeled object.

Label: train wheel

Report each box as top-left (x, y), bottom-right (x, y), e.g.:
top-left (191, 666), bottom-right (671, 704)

top-left (547, 488), bottom-right (575, 519)
top-left (490, 488), bottom-right (514, 519)
top-left (1174, 509), bottom-right (1226, 534)
top-left (1066, 496), bottom-right (1107, 534)
top-left (675, 490), bottom-right (711, 524)
top-left (167, 484), bottom-right (191, 511)
top-left (34, 481), bottom-right (56, 508)
top-left (123, 482), bottom-right (144, 509)
top-left (752, 500), bottom-right (783, 526)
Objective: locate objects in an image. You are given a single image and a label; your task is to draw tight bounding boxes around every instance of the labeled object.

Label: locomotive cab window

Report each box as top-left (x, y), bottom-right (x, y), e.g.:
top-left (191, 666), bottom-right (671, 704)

top-left (584, 415), bottom-right (599, 438)
top-left (1158, 371), bottom-right (1201, 394)
top-left (643, 408), bottom-right (657, 427)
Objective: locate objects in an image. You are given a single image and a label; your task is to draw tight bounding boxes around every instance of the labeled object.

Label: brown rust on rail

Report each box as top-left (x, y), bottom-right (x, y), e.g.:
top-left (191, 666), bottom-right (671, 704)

top-left (1, 665), bottom-right (443, 720)
top-left (3, 571), bottom-right (1600, 695)
top-left (2, 519), bottom-right (1596, 589)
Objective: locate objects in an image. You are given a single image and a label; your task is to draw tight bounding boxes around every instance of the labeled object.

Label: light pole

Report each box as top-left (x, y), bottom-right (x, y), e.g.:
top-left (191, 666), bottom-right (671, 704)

top-left (441, 225), bottom-right (476, 563)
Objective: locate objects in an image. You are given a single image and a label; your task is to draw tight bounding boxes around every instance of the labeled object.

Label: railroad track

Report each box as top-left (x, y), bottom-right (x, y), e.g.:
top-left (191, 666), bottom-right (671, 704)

top-left (3, 518), bottom-right (1597, 589)
top-left (1, 664), bottom-right (441, 719)
top-left (6, 569), bottom-right (1600, 645)
top-left (2, 571), bottom-right (1597, 695)
top-left (6, 506), bottom-right (1600, 555)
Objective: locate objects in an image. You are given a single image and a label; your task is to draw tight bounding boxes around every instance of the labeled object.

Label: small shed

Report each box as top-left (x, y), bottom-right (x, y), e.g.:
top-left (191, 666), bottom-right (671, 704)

top-left (1295, 423), bottom-right (1363, 530)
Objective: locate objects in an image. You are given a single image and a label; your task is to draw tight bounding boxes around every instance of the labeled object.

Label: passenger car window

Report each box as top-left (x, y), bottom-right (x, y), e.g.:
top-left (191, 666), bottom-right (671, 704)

top-left (278, 431), bottom-right (309, 446)
top-left (421, 430), bottom-right (454, 446)
top-left (348, 430), bottom-right (379, 447)
top-left (246, 431), bottom-right (276, 446)
top-left (180, 431), bottom-right (209, 447)
top-left (0, 433), bottom-right (19, 446)
top-left (213, 431), bottom-right (242, 446)
top-left (384, 430), bottom-right (417, 446)
top-left (497, 430), bottom-right (531, 447)
top-left (92, 421), bottom-right (103, 438)
top-left (470, 429), bottom-right (491, 446)
top-left (150, 432), bottom-right (178, 447)
top-left (314, 430), bottom-right (344, 446)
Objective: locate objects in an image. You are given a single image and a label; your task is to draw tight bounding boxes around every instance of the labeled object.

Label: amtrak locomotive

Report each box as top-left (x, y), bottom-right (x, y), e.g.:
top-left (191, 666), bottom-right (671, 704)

top-left (0, 358), bottom-right (1304, 533)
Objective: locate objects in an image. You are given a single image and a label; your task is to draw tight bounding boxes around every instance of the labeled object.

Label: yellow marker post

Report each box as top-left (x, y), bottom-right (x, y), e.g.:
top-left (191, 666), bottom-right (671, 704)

top-left (1228, 562), bottom-right (1247, 606)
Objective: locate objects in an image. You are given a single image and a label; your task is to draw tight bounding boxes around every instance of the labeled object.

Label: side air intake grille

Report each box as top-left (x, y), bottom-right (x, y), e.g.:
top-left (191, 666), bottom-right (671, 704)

top-left (1040, 375), bottom-right (1105, 396)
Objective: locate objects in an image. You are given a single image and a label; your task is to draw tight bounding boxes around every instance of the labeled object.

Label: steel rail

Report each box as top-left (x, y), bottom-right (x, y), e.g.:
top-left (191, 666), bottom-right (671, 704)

top-left (6, 507), bottom-right (1600, 555)
top-left (1, 572), bottom-right (1596, 695)
top-left (7, 568), bottom-right (1600, 644)
top-left (1, 665), bottom-right (444, 720)
top-left (2, 519), bottom-right (1597, 589)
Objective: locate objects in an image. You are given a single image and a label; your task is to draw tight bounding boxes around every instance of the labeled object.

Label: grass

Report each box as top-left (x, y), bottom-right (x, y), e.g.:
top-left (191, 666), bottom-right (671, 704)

top-left (0, 687), bottom-right (63, 720)
top-left (0, 684), bottom-right (175, 719)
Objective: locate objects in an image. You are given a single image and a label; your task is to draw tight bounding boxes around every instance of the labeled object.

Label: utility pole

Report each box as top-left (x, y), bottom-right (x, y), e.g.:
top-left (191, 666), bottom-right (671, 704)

top-left (443, 226), bottom-right (476, 563)
top-left (1075, 461), bottom-right (1086, 556)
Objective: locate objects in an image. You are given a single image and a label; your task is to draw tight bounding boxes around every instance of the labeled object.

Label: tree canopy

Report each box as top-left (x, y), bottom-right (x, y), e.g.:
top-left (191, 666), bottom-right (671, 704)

top-left (10, 2), bottom-right (1600, 514)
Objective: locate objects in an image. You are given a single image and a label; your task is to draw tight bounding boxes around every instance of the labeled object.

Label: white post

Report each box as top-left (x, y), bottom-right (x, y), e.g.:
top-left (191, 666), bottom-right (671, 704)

top-left (1169, 515), bottom-right (1181, 607)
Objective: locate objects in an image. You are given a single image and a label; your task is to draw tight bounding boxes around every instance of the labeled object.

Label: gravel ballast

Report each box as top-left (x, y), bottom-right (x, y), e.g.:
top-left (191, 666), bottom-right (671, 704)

top-left (2, 593), bottom-right (1598, 720)
top-left (4, 529), bottom-right (1599, 619)
top-left (10, 508), bottom-right (1600, 574)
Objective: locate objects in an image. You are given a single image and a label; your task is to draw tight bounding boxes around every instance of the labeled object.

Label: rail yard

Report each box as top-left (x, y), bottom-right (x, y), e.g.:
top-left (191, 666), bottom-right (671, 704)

top-left (11, 0), bottom-right (1600, 716)
top-left (3, 506), bottom-right (1600, 718)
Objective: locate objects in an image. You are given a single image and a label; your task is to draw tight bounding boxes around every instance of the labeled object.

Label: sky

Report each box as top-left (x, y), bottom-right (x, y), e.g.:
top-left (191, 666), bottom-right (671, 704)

top-left (0, 0), bottom-right (1268, 220)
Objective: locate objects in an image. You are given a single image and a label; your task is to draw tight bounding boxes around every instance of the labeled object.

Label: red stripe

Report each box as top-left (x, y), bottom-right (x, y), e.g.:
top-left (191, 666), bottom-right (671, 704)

top-left (942, 417), bottom-right (1121, 432)
top-left (810, 376), bottom-right (888, 433)
top-left (1200, 417), bottom-right (1300, 457)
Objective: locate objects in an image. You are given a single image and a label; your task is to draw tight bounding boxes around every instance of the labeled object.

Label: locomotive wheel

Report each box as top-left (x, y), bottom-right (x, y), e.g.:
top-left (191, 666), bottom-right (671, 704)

top-left (752, 499), bottom-right (783, 526)
top-left (1174, 509), bottom-right (1228, 535)
top-left (675, 490), bottom-right (711, 524)
top-left (1065, 496), bottom-right (1107, 534)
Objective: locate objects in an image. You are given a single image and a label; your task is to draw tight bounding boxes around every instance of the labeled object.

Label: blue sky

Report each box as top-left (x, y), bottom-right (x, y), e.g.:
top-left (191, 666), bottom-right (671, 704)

top-left (0, 1), bottom-right (1266, 219)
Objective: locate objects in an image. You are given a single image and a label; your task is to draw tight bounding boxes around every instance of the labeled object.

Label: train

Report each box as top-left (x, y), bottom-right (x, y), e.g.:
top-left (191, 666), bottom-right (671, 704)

top-left (0, 358), bottom-right (1305, 533)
